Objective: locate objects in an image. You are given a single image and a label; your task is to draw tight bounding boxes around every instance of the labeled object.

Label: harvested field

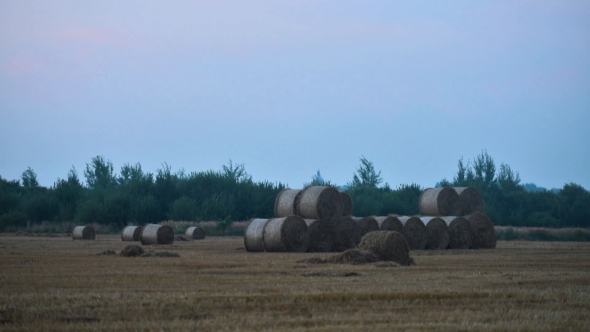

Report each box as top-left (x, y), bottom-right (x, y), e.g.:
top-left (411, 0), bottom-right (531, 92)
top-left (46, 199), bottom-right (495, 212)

top-left (0, 235), bottom-right (589, 331)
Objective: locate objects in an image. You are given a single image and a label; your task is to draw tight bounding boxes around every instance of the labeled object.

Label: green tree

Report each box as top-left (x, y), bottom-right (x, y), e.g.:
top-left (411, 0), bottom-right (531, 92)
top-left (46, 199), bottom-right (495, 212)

top-left (349, 156), bottom-right (382, 189)
top-left (84, 156), bottom-right (116, 190)
top-left (21, 167), bottom-right (39, 188)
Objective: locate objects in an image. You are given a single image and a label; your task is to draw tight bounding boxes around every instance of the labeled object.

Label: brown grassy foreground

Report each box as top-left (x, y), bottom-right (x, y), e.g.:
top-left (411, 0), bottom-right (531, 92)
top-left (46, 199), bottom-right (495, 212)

top-left (0, 235), bottom-right (589, 331)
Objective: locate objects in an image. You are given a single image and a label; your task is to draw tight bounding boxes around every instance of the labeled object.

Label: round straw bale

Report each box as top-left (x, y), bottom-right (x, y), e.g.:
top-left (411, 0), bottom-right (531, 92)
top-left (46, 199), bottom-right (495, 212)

top-left (419, 217), bottom-right (450, 250)
top-left (340, 192), bottom-right (353, 216)
top-left (274, 189), bottom-right (302, 218)
top-left (466, 212), bottom-right (496, 249)
top-left (297, 186), bottom-right (343, 222)
top-left (358, 231), bottom-right (413, 266)
top-left (326, 249), bottom-right (379, 265)
top-left (352, 216), bottom-right (380, 237)
top-left (263, 216), bottom-right (309, 252)
top-left (375, 216), bottom-right (404, 233)
top-left (441, 216), bottom-right (473, 249)
top-left (398, 216), bottom-right (427, 250)
top-left (140, 224), bottom-right (175, 245)
top-left (72, 226), bottom-right (95, 240)
top-left (121, 226), bottom-right (143, 241)
top-left (244, 218), bottom-right (270, 252)
top-left (331, 216), bottom-right (361, 252)
top-left (185, 226), bottom-right (206, 240)
top-left (455, 187), bottom-right (484, 215)
top-left (419, 188), bottom-right (461, 216)
top-left (304, 219), bottom-right (333, 252)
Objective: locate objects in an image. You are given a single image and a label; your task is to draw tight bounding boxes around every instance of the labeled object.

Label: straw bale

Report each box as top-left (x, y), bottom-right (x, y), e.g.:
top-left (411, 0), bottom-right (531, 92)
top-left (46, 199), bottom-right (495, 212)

top-left (274, 189), bottom-right (302, 218)
top-left (262, 216), bottom-right (309, 252)
top-left (331, 216), bottom-right (361, 252)
top-left (398, 216), bottom-right (427, 250)
top-left (466, 212), bottom-right (496, 249)
top-left (340, 192), bottom-right (353, 216)
top-left (297, 186), bottom-right (343, 221)
top-left (304, 219), bottom-right (333, 252)
top-left (353, 216), bottom-right (380, 237)
top-left (441, 216), bottom-right (473, 249)
top-left (120, 245), bottom-right (144, 257)
top-left (121, 226), bottom-right (143, 241)
top-left (244, 218), bottom-right (270, 252)
top-left (375, 216), bottom-right (403, 233)
top-left (185, 226), bottom-right (206, 240)
top-left (326, 249), bottom-right (380, 265)
top-left (140, 224), bottom-right (174, 245)
top-left (72, 226), bottom-right (95, 240)
top-left (419, 217), bottom-right (450, 250)
top-left (358, 231), bottom-right (414, 266)
top-left (419, 188), bottom-right (461, 216)
top-left (455, 187), bottom-right (484, 215)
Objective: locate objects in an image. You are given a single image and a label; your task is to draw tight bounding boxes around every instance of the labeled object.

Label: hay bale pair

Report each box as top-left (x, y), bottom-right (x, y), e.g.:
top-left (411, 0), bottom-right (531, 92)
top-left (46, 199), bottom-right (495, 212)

top-left (72, 226), bottom-right (95, 240)
top-left (244, 216), bottom-right (309, 253)
top-left (274, 186), bottom-right (343, 221)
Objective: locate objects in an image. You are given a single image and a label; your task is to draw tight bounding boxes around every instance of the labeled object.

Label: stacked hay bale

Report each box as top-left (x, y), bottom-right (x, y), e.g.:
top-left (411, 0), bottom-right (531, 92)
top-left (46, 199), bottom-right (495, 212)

top-left (419, 217), bottom-right (450, 250)
top-left (244, 218), bottom-right (270, 252)
top-left (397, 216), bottom-right (427, 250)
top-left (73, 226), bottom-right (96, 240)
top-left (375, 215), bottom-right (404, 233)
top-left (262, 216), bottom-right (309, 252)
top-left (331, 216), bottom-right (361, 252)
top-left (352, 216), bottom-right (380, 238)
top-left (358, 231), bottom-right (413, 266)
top-left (416, 187), bottom-right (496, 249)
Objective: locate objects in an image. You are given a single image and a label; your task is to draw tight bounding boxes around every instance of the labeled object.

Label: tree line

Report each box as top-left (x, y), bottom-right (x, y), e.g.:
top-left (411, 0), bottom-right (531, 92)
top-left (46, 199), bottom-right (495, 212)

top-left (0, 152), bottom-right (589, 231)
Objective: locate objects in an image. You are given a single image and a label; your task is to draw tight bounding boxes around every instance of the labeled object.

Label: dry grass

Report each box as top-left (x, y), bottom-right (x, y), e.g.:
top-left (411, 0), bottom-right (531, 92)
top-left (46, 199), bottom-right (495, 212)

top-left (0, 235), bottom-right (589, 331)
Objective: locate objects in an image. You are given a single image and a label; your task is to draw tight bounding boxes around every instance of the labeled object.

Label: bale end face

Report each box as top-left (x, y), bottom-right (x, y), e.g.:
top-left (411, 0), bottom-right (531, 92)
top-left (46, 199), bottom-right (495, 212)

top-left (185, 226), bottom-right (206, 240)
top-left (244, 218), bottom-right (270, 252)
top-left (72, 226), bottom-right (96, 240)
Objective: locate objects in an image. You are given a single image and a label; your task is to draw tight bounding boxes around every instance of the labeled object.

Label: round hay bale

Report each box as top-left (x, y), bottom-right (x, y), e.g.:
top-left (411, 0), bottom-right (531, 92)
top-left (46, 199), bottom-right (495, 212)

top-left (244, 218), bottom-right (270, 252)
top-left (466, 212), bottom-right (496, 249)
top-left (419, 217), bottom-right (450, 250)
top-left (398, 216), bottom-right (427, 250)
top-left (72, 226), bottom-right (95, 240)
top-left (340, 192), bottom-right (353, 216)
top-left (120, 245), bottom-right (144, 257)
top-left (419, 188), bottom-right (461, 216)
top-left (332, 216), bottom-right (361, 252)
top-left (121, 226), bottom-right (143, 241)
top-left (352, 216), bottom-right (380, 237)
top-left (441, 216), bottom-right (473, 249)
top-left (454, 187), bottom-right (484, 215)
top-left (375, 215), bottom-right (404, 233)
top-left (262, 216), bottom-right (309, 252)
top-left (297, 186), bottom-right (343, 222)
top-left (304, 219), bottom-right (333, 252)
top-left (185, 226), bottom-right (206, 240)
top-left (140, 224), bottom-right (175, 245)
top-left (358, 231), bottom-right (413, 266)
top-left (274, 189), bottom-right (302, 218)
top-left (326, 249), bottom-right (379, 265)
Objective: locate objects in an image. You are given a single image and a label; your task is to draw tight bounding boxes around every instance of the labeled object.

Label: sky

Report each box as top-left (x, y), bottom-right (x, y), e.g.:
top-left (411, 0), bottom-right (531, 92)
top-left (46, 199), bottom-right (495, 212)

top-left (1, 0), bottom-right (589, 190)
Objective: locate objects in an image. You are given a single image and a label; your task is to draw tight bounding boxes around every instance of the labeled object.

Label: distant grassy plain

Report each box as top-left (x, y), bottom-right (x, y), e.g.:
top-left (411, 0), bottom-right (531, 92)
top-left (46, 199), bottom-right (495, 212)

top-left (0, 235), bottom-right (589, 331)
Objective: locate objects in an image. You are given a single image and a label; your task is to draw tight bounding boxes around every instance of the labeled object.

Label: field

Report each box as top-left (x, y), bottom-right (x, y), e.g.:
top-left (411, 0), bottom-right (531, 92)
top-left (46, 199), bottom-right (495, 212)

top-left (1, 235), bottom-right (589, 331)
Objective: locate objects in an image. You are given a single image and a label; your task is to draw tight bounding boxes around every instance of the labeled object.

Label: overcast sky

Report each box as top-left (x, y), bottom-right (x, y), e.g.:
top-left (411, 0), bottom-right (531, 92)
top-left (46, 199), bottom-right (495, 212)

top-left (1, 1), bottom-right (589, 189)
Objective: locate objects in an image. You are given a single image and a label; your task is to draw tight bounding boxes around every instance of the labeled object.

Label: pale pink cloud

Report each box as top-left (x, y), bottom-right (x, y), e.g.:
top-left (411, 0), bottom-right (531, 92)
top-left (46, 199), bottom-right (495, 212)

top-left (0, 56), bottom-right (42, 77)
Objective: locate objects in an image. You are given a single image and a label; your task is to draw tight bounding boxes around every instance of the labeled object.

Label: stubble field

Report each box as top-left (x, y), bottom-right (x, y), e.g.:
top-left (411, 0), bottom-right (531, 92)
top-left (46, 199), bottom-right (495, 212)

top-left (0, 235), bottom-right (589, 331)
